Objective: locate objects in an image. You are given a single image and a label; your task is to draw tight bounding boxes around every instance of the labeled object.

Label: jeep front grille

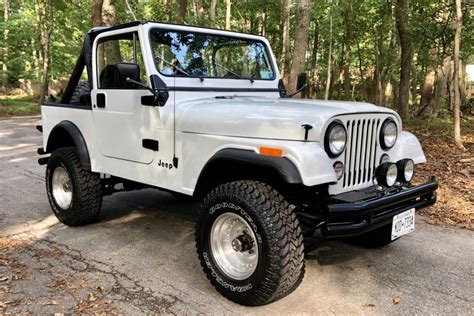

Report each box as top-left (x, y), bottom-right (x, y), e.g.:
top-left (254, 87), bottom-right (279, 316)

top-left (342, 117), bottom-right (381, 189)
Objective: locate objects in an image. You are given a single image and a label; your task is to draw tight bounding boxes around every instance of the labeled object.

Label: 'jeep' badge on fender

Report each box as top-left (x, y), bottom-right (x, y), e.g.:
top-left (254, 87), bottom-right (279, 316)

top-left (158, 159), bottom-right (173, 170)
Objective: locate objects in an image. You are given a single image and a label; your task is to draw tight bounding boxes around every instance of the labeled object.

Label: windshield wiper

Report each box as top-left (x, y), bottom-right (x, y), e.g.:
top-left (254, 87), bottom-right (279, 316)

top-left (155, 53), bottom-right (191, 77)
top-left (215, 62), bottom-right (254, 83)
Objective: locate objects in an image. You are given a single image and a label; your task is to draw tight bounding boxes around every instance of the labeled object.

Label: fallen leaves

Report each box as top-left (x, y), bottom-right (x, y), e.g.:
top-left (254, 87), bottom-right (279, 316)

top-left (0, 237), bottom-right (28, 252)
top-left (0, 242), bottom-right (28, 302)
top-left (74, 291), bottom-right (117, 315)
top-left (88, 293), bottom-right (97, 302)
top-left (2, 299), bottom-right (22, 307)
top-left (406, 117), bottom-right (474, 230)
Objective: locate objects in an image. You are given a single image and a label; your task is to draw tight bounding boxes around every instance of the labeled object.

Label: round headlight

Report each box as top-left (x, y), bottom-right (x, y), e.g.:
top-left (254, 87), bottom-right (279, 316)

top-left (333, 161), bottom-right (344, 180)
top-left (325, 122), bottom-right (347, 157)
top-left (380, 119), bottom-right (398, 150)
top-left (397, 159), bottom-right (414, 183)
top-left (375, 162), bottom-right (398, 187)
top-left (380, 154), bottom-right (390, 164)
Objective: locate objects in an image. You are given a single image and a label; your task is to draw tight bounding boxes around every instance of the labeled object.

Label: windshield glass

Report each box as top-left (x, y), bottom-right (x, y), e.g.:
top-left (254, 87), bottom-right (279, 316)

top-left (149, 29), bottom-right (275, 80)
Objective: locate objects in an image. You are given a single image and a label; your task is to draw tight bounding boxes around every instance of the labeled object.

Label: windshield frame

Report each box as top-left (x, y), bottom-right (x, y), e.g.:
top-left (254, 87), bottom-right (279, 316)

top-left (148, 28), bottom-right (277, 81)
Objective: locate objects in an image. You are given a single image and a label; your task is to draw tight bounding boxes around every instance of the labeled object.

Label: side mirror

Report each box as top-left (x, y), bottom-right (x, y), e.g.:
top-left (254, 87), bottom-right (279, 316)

top-left (287, 72), bottom-right (308, 98)
top-left (296, 72), bottom-right (307, 92)
top-left (141, 74), bottom-right (169, 107)
top-left (150, 74), bottom-right (166, 93)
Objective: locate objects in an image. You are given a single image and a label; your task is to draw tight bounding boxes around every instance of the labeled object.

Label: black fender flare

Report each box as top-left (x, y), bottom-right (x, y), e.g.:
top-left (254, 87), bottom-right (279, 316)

top-left (198, 148), bottom-right (303, 185)
top-left (46, 121), bottom-right (91, 170)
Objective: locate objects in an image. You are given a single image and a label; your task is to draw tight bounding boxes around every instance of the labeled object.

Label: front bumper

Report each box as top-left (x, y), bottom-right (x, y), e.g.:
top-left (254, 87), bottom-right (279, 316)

top-left (322, 176), bottom-right (438, 238)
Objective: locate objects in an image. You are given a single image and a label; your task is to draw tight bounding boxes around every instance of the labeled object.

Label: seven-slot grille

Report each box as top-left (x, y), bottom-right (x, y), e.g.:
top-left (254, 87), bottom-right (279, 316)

top-left (341, 117), bottom-right (382, 189)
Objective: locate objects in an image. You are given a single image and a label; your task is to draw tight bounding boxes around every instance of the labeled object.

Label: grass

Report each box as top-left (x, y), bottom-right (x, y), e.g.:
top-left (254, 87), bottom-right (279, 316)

top-left (0, 96), bottom-right (40, 117)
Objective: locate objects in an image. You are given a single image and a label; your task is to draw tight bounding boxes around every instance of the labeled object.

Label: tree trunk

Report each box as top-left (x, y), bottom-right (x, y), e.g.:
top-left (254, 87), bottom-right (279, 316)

top-left (459, 61), bottom-right (468, 112)
top-left (280, 0), bottom-right (290, 84)
top-left (210, 0), bottom-right (218, 28)
top-left (36, 0), bottom-right (53, 105)
top-left (324, 0), bottom-right (333, 100)
top-left (374, 33), bottom-right (382, 104)
top-left (125, 0), bottom-right (137, 21)
top-left (260, 6), bottom-right (267, 36)
top-left (411, 61), bottom-right (417, 106)
top-left (31, 37), bottom-right (40, 81)
top-left (2, 0), bottom-right (9, 94)
top-left (453, 0), bottom-right (464, 149)
top-left (431, 58), bottom-right (450, 118)
top-left (356, 41), bottom-right (366, 99)
top-left (192, 0), bottom-right (204, 25)
top-left (102, 0), bottom-right (121, 64)
top-left (163, 0), bottom-right (172, 22)
top-left (395, 0), bottom-right (412, 119)
top-left (39, 32), bottom-right (52, 104)
top-left (225, 0), bottom-right (231, 30)
top-left (418, 64), bottom-right (436, 116)
top-left (93, 0), bottom-right (104, 69)
top-left (176, 0), bottom-right (187, 24)
top-left (308, 22), bottom-right (319, 98)
top-left (91, 0), bottom-right (103, 26)
top-left (288, 0), bottom-right (312, 96)
top-left (343, 0), bottom-right (352, 100)
top-left (102, 0), bottom-right (117, 26)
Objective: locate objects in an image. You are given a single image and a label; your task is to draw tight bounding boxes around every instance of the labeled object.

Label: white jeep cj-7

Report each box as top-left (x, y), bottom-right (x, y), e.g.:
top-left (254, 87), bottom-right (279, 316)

top-left (38, 21), bottom-right (438, 305)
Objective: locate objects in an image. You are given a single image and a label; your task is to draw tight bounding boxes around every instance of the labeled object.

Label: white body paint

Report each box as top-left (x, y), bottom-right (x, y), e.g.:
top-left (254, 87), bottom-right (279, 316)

top-left (41, 22), bottom-right (426, 197)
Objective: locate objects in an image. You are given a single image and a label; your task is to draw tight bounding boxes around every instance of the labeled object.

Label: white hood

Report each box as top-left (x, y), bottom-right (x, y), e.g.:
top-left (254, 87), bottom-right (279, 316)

top-left (179, 97), bottom-right (398, 142)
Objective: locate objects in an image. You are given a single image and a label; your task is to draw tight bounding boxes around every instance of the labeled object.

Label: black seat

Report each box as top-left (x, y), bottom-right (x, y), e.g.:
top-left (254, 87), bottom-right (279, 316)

top-left (99, 63), bottom-right (141, 89)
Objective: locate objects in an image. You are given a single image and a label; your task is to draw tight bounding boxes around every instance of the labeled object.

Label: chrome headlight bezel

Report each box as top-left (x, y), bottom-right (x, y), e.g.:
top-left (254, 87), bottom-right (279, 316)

top-left (380, 119), bottom-right (398, 150)
top-left (324, 121), bottom-right (347, 158)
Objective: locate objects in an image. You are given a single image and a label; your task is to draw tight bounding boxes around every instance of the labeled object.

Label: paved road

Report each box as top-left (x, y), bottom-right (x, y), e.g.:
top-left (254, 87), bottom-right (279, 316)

top-left (0, 115), bottom-right (473, 314)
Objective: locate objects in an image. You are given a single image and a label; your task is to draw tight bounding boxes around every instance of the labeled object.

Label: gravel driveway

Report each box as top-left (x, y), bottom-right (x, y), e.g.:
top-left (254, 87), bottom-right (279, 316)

top-left (1, 115), bottom-right (473, 314)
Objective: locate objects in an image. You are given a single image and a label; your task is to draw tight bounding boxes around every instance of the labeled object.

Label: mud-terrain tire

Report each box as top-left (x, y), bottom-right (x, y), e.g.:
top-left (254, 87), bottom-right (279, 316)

top-left (46, 147), bottom-right (102, 226)
top-left (195, 181), bottom-right (305, 306)
top-left (352, 223), bottom-right (397, 248)
top-left (70, 80), bottom-right (90, 105)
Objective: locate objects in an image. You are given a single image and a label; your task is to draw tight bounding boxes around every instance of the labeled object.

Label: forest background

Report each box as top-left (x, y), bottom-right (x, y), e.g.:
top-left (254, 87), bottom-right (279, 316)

top-left (0, 0), bottom-right (472, 227)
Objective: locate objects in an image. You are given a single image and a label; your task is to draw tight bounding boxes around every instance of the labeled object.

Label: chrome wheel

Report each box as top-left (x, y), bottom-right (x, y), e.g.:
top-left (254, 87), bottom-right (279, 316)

top-left (52, 166), bottom-right (73, 209)
top-left (210, 212), bottom-right (258, 280)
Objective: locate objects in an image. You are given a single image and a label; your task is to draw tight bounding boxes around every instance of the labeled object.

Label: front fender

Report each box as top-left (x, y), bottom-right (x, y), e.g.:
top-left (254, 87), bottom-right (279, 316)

top-left (390, 131), bottom-right (426, 164)
top-left (283, 142), bottom-right (337, 186)
top-left (182, 133), bottom-right (338, 195)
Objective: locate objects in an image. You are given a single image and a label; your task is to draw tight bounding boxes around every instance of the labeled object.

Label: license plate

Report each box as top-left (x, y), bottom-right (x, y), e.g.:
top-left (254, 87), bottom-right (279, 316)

top-left (391, 208), bottom-right (415, 240)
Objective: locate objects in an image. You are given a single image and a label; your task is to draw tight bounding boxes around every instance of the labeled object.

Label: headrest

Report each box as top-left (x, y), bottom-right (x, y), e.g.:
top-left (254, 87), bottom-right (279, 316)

top-left (100, 63), bottom-right (141, 89)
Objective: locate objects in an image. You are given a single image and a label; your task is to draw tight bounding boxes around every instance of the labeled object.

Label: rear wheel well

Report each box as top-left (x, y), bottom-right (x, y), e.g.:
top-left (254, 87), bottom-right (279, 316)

top-left (46, 121), bottom-right (91, 170)
top-left (46, 127), bottom-right (75, 153)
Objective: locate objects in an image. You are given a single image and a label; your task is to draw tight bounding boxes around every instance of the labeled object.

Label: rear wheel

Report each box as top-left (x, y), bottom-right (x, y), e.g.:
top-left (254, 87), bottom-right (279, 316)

top-left (46, 147), bottom-right (103, 226)
top-left (195, 181), bottom-right (305, 306)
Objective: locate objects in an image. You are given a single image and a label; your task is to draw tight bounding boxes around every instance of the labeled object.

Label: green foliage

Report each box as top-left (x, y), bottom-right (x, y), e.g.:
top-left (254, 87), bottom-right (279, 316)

top-left (0, 0), bottom-right (472, 113)
top-left (0, 96), bottom-right (39, 116)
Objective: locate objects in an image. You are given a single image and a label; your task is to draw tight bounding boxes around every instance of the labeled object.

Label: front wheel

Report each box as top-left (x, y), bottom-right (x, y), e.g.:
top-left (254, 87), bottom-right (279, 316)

top-left (46, 147), bottom-right (103, 226)
top-left (195, 181), bottom-right (305, 306)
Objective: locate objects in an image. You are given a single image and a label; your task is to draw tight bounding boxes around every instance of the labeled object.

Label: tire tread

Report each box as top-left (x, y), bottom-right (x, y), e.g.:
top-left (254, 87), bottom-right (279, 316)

top-left (46, 147), bottom-right (102, 226)
top-left (196, 180), bottom-right (305, 306)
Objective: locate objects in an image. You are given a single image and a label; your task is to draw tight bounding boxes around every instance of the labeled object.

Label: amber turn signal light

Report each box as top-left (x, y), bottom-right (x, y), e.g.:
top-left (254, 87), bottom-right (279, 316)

top-left (259, 147), bottom-right (283, 157)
